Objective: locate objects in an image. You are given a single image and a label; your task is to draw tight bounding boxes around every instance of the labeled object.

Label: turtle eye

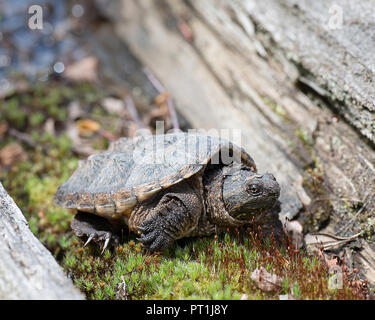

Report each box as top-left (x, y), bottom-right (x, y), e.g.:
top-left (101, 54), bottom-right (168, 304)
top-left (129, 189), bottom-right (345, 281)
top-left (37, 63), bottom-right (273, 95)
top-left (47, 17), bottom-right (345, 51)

top-left (248, 184), bottom-right (261, 196)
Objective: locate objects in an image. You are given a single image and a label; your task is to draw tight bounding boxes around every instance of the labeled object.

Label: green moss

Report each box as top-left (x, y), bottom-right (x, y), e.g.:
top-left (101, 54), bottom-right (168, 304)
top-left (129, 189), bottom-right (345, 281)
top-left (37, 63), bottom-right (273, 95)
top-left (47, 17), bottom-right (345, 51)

top-left (58, 230), bottom-right (369, 300)
top-left (29, 112), bottom-right (45, 126)
top-left (295, 128), bottom-right (314, 148)
top-left (1, 97), bottom-right (27, 128)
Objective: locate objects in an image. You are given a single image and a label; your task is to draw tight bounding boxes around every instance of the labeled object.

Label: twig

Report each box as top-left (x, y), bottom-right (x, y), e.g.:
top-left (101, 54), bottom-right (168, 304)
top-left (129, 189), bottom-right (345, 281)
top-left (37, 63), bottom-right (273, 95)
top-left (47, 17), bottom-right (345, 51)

top-left (143, 67), bottom-right (180, 130)
top-left (143, 67), bottom-right (165, 93)
top-left (98, 129), bottom-right (117, 142)
top-left (309, 232), bottom-right (363, 251)
top-left (320, 232), bottom-right (362, 250)
top-left (125, 95), bottom-right (145, 129)
top-left (312, 196), bottom-right (363, 203)
top-left (8, 128), bottom-right (37, 148)
top-left (309, 232), bottom-right (362, 242)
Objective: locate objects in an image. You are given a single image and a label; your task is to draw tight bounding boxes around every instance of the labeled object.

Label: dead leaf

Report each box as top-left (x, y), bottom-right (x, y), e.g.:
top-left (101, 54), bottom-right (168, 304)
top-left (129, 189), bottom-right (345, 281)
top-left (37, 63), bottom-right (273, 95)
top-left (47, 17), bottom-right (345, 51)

top-left (64, 56), bottom-right (98, 83)
top-left (76, 119), bottom-right (101, 136)
top-left (154, 92), bottom-right (170, 106)
top-left (251, 267), bottom-right (282, 292)
top-left (0, 143), bottom-right (27, 167)
top-left (66, 121), bottom-right (101, 156)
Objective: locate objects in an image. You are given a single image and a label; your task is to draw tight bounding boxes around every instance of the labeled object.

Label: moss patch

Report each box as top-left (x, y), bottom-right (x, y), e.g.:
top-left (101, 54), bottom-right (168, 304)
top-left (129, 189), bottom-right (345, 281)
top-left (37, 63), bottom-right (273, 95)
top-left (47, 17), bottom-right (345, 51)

top-left (61, 231), bottom-right (368, 300)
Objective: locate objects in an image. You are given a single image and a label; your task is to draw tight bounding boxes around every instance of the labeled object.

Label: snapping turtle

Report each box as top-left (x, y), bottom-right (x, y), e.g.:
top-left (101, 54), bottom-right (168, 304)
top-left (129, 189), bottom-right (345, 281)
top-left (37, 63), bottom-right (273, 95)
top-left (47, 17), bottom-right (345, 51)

top-left (54, 132), bottom-right (280, 251)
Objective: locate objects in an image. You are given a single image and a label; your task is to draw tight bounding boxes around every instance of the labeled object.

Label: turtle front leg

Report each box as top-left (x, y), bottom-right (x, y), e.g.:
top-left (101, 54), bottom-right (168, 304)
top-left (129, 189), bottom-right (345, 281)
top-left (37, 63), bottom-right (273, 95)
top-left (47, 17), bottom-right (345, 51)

top-left (132, 187), bottom-right (202, 252)
top-left (71, 211), bottom-right (119, 253)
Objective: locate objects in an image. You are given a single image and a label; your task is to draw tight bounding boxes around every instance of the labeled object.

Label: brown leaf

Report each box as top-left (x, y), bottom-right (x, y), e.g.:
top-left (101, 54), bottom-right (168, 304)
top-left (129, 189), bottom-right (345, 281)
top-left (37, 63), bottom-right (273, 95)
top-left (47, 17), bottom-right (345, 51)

top-left (67, 121), bottom-right (100, 156)
top-left (154, 92), bottom-right (170, 106)
top-left (0, 143), bottom-right (27, 167)
top-left (76, 119), bottom-right (101, 136)
top-left (251, 267), bottom-right (283, 292)
top-left (64, 56), bottom-right (98, 83)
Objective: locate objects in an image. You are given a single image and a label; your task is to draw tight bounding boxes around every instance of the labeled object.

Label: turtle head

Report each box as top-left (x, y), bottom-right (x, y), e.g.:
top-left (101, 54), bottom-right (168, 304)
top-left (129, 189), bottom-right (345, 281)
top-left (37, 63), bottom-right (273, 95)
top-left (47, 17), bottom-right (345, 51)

top-left (222, 169), bottom-right (280, 221)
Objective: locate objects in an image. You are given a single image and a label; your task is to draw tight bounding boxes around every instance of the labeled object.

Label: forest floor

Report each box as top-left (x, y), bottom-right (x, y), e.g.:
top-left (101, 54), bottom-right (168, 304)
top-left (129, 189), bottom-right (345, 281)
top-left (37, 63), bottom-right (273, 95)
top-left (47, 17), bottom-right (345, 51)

top-left (0, 78), bottom-right (370, 300)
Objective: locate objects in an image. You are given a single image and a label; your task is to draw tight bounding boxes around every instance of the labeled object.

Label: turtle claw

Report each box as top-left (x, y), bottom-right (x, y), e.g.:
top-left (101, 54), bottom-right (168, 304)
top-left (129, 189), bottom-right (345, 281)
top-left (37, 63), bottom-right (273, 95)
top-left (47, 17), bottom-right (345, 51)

top-left (84, 234), bottom-right (94, 247)
top-left (71, 212), bottom-right (118, 251)
top-left (101, 237), bottom-right (110, 254)
top-left (82, 232), bottom-right (118, 254)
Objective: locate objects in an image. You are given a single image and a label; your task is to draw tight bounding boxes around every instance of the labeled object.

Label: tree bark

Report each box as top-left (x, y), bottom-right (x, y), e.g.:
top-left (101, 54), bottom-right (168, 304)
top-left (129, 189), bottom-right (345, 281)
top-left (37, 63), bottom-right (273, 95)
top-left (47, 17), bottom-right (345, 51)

top-left (93, 0), bottom-right (375, 284)
top-left (0, 183), bottom-right (83, 300)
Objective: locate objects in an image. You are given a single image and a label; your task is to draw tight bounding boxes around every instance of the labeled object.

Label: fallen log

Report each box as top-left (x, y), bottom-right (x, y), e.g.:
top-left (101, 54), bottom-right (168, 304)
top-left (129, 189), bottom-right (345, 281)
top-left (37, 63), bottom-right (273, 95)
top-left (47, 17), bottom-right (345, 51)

top-left (93, 0), bottom-right (375, 284)
top-left (0, 183), bottom-right (83, 299)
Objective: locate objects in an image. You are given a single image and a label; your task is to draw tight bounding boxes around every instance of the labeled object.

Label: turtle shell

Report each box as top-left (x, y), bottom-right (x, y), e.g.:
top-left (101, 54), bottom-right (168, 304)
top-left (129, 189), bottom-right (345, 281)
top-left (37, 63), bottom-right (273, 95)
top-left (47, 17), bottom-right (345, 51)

top-left (54, 132), bottom-right (256, 219)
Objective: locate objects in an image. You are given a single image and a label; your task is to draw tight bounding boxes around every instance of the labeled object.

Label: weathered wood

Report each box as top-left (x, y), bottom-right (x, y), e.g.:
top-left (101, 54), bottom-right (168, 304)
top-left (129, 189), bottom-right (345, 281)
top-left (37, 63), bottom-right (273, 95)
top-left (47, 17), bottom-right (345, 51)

top-left (0, 183), bottom-right (83, 300)
top-left (94, 0), bottom-right (375, 283)
top-left (94, 0), bottom-right (310, 221)
top-left (238, 0), bottom-right (375, 144)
